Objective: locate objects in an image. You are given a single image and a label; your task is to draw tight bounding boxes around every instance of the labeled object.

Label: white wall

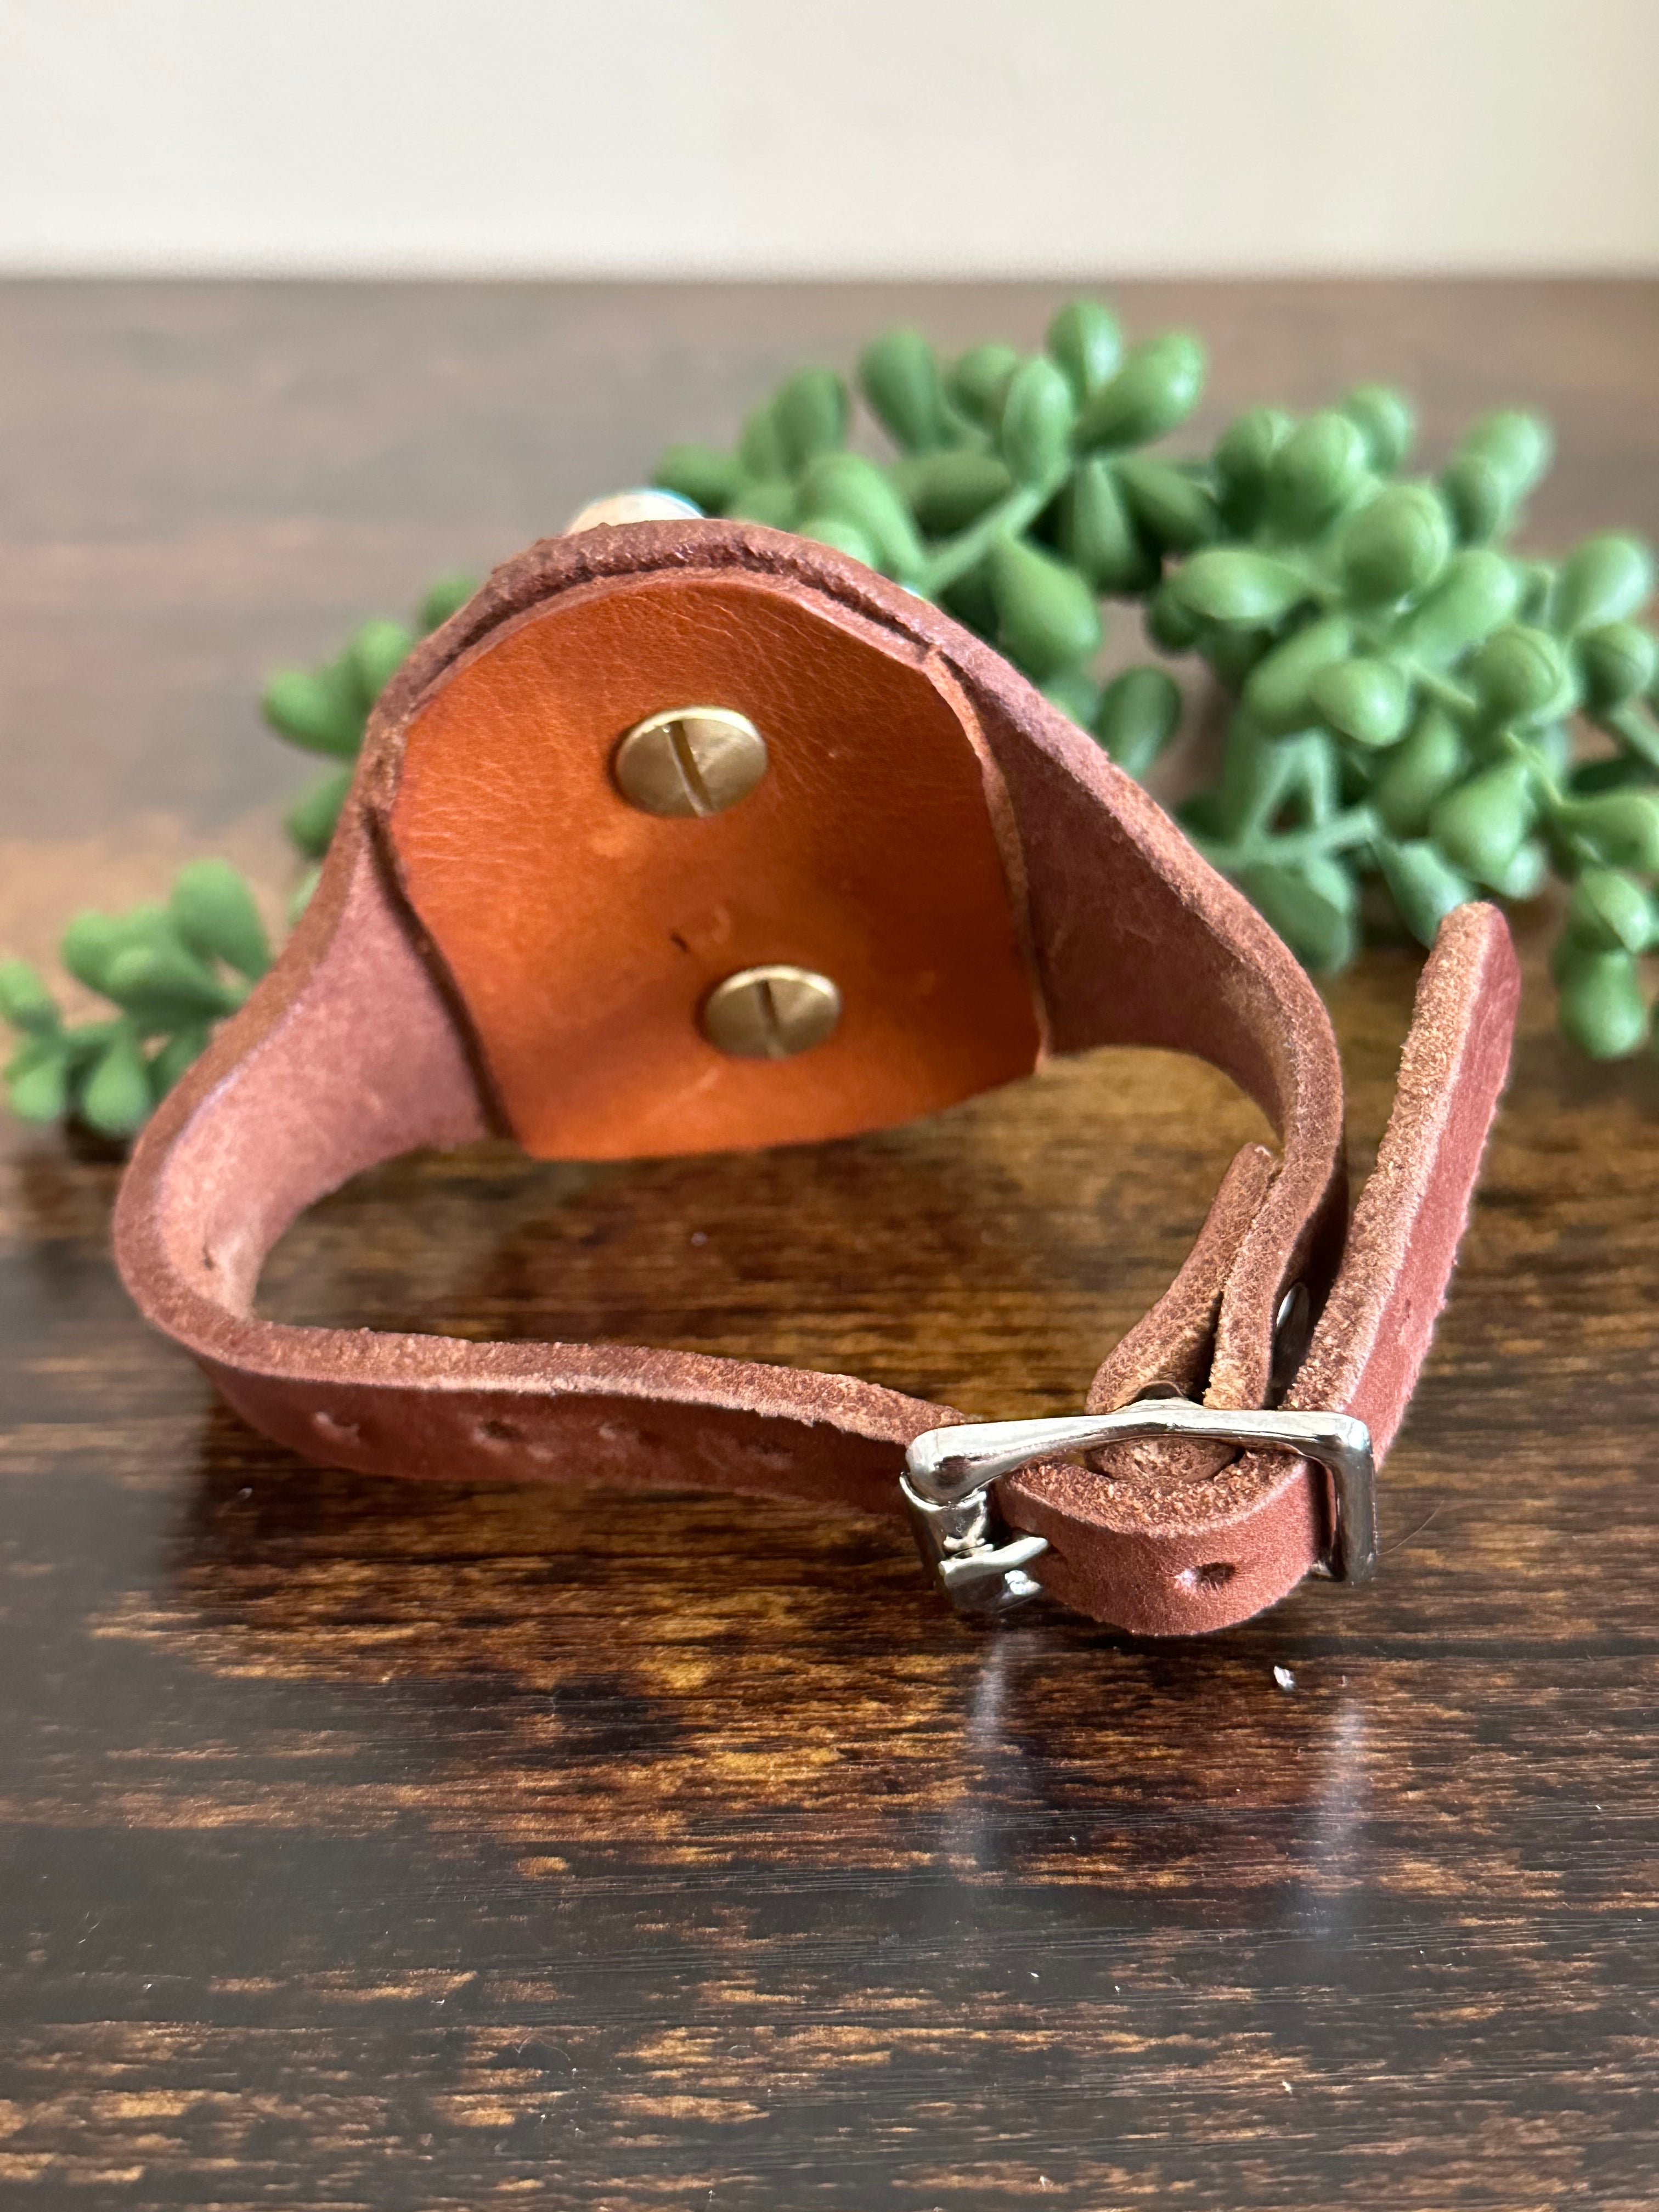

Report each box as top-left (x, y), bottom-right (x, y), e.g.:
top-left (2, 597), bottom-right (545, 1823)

top-left (2, 0), bottom-right (1656, 277)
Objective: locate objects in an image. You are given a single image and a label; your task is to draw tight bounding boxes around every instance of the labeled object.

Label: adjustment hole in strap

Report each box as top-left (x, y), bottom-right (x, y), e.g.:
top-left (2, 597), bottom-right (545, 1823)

top-left (1181, 1560), bottom-right (1238, 1591)
top-left (475, 1418), bottom-right (524, 1448)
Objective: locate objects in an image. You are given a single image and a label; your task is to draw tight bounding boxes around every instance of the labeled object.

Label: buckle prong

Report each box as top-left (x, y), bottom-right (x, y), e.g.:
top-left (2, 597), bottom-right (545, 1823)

top-left (898, 1474), bottom-right (1051, 1617)
top-left (902, 1395), bottom-right (1377, 1616)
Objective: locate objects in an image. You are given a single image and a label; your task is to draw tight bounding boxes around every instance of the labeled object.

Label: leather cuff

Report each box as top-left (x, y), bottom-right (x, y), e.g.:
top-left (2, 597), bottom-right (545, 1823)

top-left (113, 520), bottom-right (1521, 1637)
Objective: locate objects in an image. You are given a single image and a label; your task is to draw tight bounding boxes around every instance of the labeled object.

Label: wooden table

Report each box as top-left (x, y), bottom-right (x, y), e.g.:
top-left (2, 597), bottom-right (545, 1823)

top-left (2, 280), bottom-right (1657, 2210)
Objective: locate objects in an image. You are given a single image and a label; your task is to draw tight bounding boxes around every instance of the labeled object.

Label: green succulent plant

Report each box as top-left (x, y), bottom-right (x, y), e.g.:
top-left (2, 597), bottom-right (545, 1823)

top-left (7, 296), bottom-right (1658, 1137)
top-left (0, 861), bottom-right (270, 1137)
top-left (263, 570), bottom-right (479, 877)
top-left (656, 304), bottom-right (1659, 1056)
top-left (1, 577), bottom-right (477, 1137)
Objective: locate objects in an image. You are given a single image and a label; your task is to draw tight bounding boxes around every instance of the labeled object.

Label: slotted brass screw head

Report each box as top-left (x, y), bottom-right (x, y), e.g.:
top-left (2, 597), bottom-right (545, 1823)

top-left (701, 965), bottom-right (842, 1059)
top-left (613, 707), bottom-right (769, 817)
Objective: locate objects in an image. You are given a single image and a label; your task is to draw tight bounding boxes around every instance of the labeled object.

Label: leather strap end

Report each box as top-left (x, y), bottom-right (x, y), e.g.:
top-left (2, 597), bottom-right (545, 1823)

top-left (1004, 901), bottom-right (1520, 1635)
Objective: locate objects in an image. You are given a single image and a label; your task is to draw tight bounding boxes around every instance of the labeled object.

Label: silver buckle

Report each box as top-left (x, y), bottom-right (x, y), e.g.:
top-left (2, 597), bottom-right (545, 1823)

top-left (901, 1395), bottom-right (1378, 1617)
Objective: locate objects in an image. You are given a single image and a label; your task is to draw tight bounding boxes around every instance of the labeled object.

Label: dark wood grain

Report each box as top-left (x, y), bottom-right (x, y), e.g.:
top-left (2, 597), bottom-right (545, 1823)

top-left (2, 279), bottom-right (1657, 2211)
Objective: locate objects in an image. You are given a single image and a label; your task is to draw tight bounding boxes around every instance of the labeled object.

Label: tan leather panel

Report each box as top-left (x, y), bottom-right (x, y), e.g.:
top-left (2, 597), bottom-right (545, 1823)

top-left (385, 571), bottom-right (1043, 1159)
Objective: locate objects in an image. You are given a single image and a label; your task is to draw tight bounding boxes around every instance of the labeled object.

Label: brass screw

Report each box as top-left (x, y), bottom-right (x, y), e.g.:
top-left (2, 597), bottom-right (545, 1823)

top-left (613, 707), bottom-right (768, 817)
top-left (701, 965), bottom-right (842, 1059)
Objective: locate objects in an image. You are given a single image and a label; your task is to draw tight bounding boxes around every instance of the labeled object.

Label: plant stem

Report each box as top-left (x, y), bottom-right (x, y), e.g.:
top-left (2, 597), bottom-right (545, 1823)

top-left (1199, 805), bottom-right (1380, 873)
top-left (920, 472), bottom-right (1069, 595)
top-left (1408, 663), bottom-right (1480, 717)
top-left (1605, 700), bottom-right (1659, 772)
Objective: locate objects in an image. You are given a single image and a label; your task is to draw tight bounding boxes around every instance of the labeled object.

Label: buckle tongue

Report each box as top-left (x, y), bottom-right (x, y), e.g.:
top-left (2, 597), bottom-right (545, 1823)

top-left (899, 1474), bottom-right (1051, 1617)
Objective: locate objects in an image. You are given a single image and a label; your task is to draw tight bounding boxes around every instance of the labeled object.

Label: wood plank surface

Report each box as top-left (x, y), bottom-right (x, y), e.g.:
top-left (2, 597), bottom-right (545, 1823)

top-left (1, 278), bottom-right (1656, 2210)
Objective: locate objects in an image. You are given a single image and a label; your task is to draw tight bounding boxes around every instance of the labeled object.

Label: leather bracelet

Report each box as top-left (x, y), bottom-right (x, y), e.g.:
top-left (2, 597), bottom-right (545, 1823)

top-left (113, 516), bottom-right (1521, 1637)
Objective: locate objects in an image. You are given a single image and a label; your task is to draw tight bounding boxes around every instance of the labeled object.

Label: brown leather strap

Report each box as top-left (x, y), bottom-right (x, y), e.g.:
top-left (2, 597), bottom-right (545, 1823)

top-left (112, 522), bottom-right (1521, 1635)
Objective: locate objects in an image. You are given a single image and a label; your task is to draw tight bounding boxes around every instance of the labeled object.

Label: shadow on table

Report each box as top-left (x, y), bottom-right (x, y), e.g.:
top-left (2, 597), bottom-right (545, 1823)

top-left (157, 1395), bottom-right (1375, 1911)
